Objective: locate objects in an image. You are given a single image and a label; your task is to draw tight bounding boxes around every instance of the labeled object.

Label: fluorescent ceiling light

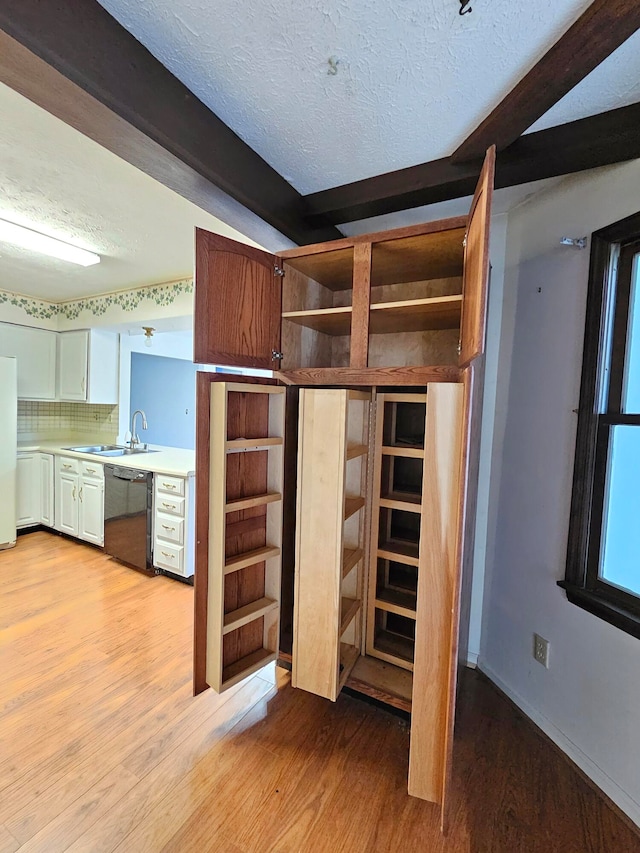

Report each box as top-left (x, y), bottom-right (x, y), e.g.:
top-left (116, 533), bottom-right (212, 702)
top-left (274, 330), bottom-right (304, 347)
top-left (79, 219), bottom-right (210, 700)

top-left (0, 218), bottom-right (100, 267)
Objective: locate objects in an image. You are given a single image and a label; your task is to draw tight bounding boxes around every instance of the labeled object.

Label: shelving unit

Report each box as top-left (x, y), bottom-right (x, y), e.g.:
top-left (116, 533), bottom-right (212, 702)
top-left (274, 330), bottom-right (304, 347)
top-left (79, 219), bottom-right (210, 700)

top-left (367, 392), bottom-right (427, 673)
top-left (292, 388), bottom-right (370, 702)
top-left (206, 381), bottom-right (286, 693)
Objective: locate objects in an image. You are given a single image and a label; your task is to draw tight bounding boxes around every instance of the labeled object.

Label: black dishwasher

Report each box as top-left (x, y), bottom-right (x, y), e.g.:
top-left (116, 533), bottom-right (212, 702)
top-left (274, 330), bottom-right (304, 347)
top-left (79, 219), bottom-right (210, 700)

top-left (104, 465), bottom-right (153, 574)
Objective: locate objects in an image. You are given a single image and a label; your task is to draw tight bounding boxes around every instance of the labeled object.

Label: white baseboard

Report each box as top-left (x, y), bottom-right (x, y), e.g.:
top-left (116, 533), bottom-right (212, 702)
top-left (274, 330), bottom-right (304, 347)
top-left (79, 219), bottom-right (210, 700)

top-left (478, 661), bottom-right (640, 830)
top-left (465, 651), bottom-right (478, 668)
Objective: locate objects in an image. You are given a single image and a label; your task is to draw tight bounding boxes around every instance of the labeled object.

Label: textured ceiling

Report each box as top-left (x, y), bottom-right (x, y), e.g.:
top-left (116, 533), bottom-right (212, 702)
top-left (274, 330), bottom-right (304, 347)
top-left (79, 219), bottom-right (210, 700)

top-left (0, 82), bottom-right (260, 301)
top-left (96, 0), bottom-right (640, 195)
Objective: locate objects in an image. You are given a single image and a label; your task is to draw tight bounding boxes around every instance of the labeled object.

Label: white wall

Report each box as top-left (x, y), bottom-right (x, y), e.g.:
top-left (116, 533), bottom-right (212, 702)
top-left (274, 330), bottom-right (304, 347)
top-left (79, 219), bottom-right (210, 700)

top-left (118, 330), bottom-right (194, 442)
top-left (479, 159), bottom-right (640, 825)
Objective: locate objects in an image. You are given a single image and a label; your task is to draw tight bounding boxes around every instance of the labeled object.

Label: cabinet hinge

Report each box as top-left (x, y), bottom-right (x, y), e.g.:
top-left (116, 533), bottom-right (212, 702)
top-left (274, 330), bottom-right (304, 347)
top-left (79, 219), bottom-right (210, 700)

top-left (272, 350), bottom-right (284, 362)
top-left (463, 233), bottom-right (467, 249)
top-left (274, 265), bottom-right (285, 277)
top-left (457, 340), bottom-right (462, 356)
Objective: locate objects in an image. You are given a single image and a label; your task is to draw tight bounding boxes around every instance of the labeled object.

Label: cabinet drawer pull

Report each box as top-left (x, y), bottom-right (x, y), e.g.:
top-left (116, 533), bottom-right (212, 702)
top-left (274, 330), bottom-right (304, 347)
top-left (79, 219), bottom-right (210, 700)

top-left (87, 467), bottom-right (96, 473)
top-left (161, 551), bottom-right (174, 559)
top-left (162, 482), bottom-right (177, 490)
top-left (162, 524), bottom-right (175, 531)
top-left (72, 487), bottom-right (76, 500)
top-left (63, 463), bottom-right (73, 469)
top-left (162, 502), bottom-right (174, 509)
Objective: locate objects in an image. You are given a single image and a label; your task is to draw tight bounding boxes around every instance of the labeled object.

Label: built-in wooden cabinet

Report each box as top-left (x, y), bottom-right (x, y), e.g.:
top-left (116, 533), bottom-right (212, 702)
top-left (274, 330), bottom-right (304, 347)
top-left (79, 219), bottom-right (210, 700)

top-left (153, 474), bottom-right (195, 579)
top-left (16, 451), bottom-right (55, 528)
top-left (193, 148), bottom-right (494, 829)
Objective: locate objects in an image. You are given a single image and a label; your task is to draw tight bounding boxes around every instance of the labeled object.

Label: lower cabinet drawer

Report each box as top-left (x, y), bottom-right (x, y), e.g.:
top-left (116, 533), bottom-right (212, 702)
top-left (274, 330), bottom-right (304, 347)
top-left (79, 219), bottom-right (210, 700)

top-left (154, 540), bottom-right (185, 575)
top-left (156, 474), bottom-right (185, 497)
top-left (156, 512), bottom-right (184, 544)
top-left (156, 494), bottom-right (185, 517)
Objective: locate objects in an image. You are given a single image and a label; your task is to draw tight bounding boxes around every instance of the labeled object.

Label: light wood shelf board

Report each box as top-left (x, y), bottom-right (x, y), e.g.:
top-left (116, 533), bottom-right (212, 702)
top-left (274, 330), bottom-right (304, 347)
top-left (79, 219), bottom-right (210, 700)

top-left (381, 445), bottom-right (424, 459)
top-left (346, 444), bottom-right (368, 461)
top-left (379, 492), bottom-right (422, 513)
top-left (281, 306), bottom-right (352, 336)
top-left (377, 543), bottom-right (420, 567)
top-left (226, 437), bottom-right (283, 452)
top-left (382, 393), bottom-right (428, 404)
top-left (375, 591), bottom-right (417, 619)
top-left (223, 545), bottom-right (281, 575)
top-left (346, 656), bottom-right (413, 713)
top-left (223, 597), bottom-right (278, 635)
top-left (221, 649), bottom-right (277, 690)
top-left (342, 547), bottom-right (364, 578)
top-left (344, 495), bottom-right (366, 520)
top-left (225, 383), bottom-right (285, 395)
top-left (340, 597), bottom-right (361, 637)
top-left (225, 492), bottom-right (282, 513)
top-left (369, 295), bottom-right (462, 335)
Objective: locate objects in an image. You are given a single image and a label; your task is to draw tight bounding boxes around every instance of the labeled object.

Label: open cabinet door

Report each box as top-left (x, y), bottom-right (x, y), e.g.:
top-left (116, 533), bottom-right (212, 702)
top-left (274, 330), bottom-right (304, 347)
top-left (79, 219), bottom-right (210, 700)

top-left (458, 146), bottom-right (495, 367)
top-left (194, 372), bottom-right (285, 695)
top-left (194, 229), bottom-right (281, 370)
top-left (407, 383), bottom-right (465, 826)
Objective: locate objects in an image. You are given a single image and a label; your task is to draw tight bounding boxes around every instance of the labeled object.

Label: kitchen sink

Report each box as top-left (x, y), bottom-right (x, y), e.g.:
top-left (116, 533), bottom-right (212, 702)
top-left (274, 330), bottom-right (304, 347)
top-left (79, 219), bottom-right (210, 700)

top-left (65, 445), bottom-right (159, 456)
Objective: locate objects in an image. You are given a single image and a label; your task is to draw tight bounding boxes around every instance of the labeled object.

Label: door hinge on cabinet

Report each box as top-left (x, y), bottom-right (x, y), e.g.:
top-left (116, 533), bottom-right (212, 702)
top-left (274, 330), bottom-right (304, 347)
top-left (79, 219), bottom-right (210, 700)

top-left (272, 350), bottom-right (284, 362)
top-left (457, 341), bottom-right (462, 356)
top-left (463, 233), bottom-right (467, 249)
top-left (274, 265), bottom-right (285, 277)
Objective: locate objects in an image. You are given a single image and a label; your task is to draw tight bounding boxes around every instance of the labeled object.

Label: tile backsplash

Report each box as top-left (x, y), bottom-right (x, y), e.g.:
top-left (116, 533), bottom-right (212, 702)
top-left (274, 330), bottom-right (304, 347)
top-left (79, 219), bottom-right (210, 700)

top-left (17, 401), bottom-right (119, 441)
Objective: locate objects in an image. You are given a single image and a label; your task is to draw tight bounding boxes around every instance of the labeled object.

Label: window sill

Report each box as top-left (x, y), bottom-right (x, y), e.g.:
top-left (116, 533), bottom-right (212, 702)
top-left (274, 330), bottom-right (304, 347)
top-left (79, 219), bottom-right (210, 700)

top-left (558, 581), bottom-right (640, 641)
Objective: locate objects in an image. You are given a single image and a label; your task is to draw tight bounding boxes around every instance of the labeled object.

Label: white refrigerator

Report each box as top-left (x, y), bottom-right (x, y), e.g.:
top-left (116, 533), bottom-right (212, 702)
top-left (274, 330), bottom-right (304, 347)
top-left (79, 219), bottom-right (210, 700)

top-left (0, 356), bottom-right (17, 550)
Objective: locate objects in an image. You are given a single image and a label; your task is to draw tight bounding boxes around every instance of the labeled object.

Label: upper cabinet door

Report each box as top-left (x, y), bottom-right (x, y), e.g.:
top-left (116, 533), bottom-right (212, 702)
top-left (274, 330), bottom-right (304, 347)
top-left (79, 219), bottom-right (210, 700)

top-left (194, 230), bottom-right (281, 370)
top-left (459, 146), bottom-right (495, 368)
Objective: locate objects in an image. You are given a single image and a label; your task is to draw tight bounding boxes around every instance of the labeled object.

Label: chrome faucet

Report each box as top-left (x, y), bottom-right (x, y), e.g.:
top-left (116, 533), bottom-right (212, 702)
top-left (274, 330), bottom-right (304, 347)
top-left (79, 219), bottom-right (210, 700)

top-left (129, 409), bottom-right (148, 449)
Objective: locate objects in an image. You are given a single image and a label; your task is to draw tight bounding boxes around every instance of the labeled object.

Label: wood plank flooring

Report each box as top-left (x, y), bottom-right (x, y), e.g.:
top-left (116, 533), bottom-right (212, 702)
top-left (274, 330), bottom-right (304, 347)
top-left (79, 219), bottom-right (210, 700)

top-left (1, 531), bottom-right (638, 852)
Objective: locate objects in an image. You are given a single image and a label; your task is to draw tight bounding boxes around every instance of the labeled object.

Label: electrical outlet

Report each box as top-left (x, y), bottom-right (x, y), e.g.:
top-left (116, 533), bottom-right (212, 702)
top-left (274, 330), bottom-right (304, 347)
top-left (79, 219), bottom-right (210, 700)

top-left (533, 633), bottom-right (550, 668)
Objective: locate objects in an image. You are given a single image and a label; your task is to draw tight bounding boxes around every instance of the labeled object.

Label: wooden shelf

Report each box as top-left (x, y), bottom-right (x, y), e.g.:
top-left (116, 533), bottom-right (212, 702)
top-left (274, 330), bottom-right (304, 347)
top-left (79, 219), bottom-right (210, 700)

top-left (346, 656), bottom-right (413, 713)
top-left (375, 588), bottom-right (417, 619)
top-left (222, 648), bottom-right (277, 690)
top-left (344, 495), bottom-right (366, 520)
top-left (225, 492), bottom-right (281, 513)
top-left (281, 306), bottom-right (352, 336)
top-left (226, 437), bottom-right (283, 453)
top-left (381, 445), bottom-right (424, 459)
top-left (374, 629), bottom-right (415, 666)
top-left (338, 643), bottom-right (361, 692)
top-left (378, 543), bottom-right (419, 567)
top-left (223, 545), bottom-right (281, 575)
top-left (370, 228), bottom-right (465, 286)
top-left (342, 547), bottom-right (364, 578)
top-left (369, 295), bottom-right (462, 335)
top-left (346, 444), bottom-right (368, 461)
top-left (379, 491), bottom-right (421, 513)
top-left (340, 597), bottom-right (361, 636)
top-left (223, 597), bottom-right (278, 634)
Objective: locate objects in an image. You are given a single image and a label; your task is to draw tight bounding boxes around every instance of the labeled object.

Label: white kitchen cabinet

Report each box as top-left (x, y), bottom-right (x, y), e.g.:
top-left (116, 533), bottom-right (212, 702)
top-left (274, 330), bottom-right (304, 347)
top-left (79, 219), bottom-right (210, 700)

top-left (55, 455), bottom-right (104, 545)
top-left (56, 470), bottom-right (79, 537)
top-left (153, 474), bottom-right (194, 579)
top-left (16, 453), bottom-right (40, 528)
top-left (79, 477), bottom-right (104, 546)
top-left (40, 453), bottom-right (54, 527)
top-left (0, 323), bottom-right (57, 400)
top-left (58, 330), bottom-right (119, 403)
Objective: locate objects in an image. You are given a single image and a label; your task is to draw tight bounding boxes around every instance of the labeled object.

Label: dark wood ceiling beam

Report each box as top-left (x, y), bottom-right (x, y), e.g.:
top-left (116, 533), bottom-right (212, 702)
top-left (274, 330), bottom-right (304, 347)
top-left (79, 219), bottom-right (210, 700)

top-left (0, 0), bottom-right (340, 246)
top-left (452, 0), bottom-right (640, 163)
top-left (303, 102), bottom-right (640, 225)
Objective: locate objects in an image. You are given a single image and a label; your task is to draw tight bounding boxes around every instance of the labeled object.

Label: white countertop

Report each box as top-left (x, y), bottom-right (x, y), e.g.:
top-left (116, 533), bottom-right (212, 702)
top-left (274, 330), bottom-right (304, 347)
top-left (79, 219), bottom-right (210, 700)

top-left (17, 438), bottom-right (196, 478)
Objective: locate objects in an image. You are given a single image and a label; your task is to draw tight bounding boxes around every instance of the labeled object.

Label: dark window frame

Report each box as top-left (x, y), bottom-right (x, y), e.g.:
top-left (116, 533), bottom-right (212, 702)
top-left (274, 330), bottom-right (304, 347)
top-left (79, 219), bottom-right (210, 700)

top-left (560, 211), bottom-right (640, 638)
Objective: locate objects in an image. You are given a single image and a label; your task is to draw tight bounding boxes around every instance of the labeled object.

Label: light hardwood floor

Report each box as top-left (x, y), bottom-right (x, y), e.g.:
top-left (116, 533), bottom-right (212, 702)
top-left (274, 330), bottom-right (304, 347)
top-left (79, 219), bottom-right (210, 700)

top-left (1, 531), bottom-right (638, 852)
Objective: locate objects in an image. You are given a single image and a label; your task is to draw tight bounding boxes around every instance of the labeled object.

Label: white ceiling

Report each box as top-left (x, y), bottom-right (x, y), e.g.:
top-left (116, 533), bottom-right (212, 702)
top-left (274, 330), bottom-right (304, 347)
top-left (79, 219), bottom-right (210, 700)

top-left (0, 82), bottom-right (260, 302)
top-left (96, 0), bottom-right (640, 194)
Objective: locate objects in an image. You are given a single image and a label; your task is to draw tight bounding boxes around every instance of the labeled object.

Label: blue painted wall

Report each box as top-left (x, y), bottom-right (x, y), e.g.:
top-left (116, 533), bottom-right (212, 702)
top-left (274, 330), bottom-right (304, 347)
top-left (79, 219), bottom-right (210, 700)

top-left (130, 352), bottom-right (198, 449)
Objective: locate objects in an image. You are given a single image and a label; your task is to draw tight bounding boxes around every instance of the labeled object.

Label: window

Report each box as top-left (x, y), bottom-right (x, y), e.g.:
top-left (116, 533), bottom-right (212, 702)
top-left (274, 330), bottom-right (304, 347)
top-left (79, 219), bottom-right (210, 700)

top-left (561, 212), bottom-right (640, 637)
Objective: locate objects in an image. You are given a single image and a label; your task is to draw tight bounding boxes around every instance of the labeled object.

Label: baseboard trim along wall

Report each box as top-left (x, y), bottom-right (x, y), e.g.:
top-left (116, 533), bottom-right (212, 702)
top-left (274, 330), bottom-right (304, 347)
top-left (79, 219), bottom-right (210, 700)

top-left (465, 651), bottom-right (479, 669)
top-left (478, 662), bottom-right (640, 834)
